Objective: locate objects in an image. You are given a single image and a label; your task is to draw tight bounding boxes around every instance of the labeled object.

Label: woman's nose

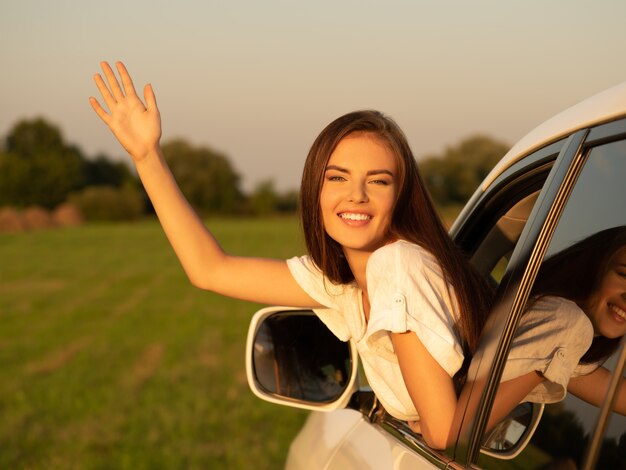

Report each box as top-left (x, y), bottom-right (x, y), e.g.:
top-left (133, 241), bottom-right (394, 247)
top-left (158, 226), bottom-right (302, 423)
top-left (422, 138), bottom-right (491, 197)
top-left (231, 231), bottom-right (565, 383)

top-left (347, 182), bottom-right (368, 203)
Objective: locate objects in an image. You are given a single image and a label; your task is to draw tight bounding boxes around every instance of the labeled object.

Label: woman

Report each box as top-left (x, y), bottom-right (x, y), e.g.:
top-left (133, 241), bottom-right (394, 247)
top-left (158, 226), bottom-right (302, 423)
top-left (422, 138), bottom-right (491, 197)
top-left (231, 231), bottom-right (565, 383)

top-left (496, 226), bottom-right (626, 419)
top-left (90, 61), bottom-right (493, 449)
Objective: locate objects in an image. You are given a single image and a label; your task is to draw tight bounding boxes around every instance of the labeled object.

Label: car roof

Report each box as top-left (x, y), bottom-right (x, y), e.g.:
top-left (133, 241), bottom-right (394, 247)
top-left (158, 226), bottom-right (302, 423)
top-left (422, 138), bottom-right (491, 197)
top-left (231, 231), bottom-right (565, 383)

top-left (482, 80), bottom-right (626, 189)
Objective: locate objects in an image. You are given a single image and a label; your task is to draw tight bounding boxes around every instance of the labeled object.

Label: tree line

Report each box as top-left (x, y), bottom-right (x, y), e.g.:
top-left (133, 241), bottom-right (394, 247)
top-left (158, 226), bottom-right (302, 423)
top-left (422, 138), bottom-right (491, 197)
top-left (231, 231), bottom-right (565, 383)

top-left (0, 117), bottom-right (509, 221)
top-left (0, 117), bottom-right (297, 220)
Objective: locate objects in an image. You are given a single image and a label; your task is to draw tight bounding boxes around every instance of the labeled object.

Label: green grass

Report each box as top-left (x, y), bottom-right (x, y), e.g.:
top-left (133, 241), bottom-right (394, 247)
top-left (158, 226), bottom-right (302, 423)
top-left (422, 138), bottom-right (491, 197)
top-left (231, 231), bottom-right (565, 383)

top-left (0, 218), bottom-right (308, 469)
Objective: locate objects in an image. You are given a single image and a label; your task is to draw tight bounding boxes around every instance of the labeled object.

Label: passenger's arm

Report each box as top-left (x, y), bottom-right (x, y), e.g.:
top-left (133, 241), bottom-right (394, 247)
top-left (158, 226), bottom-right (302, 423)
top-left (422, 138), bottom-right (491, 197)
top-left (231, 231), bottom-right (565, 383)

top-left (487, 371), bottom-right (544, 429)
top-left (449, 370), bottom-right (544, 445)
top-left (90, 61), bottom-right (319, 308)
top-left (568, 366), bottom-right (626, 416)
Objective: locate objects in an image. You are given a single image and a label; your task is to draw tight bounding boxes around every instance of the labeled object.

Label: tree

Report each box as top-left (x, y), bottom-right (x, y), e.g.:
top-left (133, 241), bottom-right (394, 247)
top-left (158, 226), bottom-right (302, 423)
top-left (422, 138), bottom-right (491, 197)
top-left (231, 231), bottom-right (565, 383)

top-left (5, 117), bottom-right (65, 157)
top-left (419, 135), bottom-right (510, 207)
top-left (531, 403), bottom-right (588, 465)
top-left (276, 189), bottom-right (299, 213)
top-left (83, 154), bottom-right (136, 189)
top-left (69, 185), bottom-right (144, 221)
top-left (246, 180), bottom-right (299, 215)
top-left (161, 139), bottom-right (243, 214)
top-left (249, 179), bottom-right (279, 216)
top-left (0, 118), bottom-right (84, 209)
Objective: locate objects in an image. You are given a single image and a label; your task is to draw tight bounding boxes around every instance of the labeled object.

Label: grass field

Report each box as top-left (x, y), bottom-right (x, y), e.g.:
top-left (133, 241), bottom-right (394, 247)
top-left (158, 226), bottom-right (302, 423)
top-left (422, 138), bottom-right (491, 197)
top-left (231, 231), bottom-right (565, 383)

top-left (0, 218), bottom-right (309, 469)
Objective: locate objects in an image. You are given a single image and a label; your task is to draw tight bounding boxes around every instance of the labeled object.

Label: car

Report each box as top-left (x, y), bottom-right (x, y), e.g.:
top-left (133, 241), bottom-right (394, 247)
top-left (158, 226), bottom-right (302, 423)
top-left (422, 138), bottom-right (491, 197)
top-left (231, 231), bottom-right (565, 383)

top-left (245, 81), bottom-right (626, 469)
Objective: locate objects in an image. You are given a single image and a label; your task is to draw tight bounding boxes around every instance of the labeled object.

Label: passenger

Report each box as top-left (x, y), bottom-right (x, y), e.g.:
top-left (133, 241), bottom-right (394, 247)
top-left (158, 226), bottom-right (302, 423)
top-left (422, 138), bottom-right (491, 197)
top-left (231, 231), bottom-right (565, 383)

top-left (492, 226), bottom-right (626, 424)
top-left (90, 61), bottom-right (493, 449)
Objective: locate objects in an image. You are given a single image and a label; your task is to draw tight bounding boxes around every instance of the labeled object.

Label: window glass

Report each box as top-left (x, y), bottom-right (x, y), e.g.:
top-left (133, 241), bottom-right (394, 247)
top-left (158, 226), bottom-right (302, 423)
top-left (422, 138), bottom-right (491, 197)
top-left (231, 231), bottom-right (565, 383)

top-left (470, 189), bottom-right (542, 284)
top-left (484, 139), bottom-right (626, 468)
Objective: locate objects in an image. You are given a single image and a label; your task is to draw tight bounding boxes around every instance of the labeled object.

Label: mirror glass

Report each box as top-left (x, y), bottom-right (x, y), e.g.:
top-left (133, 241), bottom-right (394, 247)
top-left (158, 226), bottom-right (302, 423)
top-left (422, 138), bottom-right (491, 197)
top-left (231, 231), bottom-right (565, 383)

top-left (252, 311), bottom-right (352, 403)
top-left (481, 402), bottom-right (542, 458)
top-left (483, 402), bottom-right (532, 451)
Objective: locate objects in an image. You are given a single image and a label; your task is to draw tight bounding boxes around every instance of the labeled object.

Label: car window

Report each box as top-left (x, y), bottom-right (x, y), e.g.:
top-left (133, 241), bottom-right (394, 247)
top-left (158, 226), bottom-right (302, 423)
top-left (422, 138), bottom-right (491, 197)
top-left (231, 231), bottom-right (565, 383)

top-left (470, 189), bottom-right (541, 284)
top-left (481, 137), bottom-right (626, 468)
top-left (456, 138), bottom-right (564, 288)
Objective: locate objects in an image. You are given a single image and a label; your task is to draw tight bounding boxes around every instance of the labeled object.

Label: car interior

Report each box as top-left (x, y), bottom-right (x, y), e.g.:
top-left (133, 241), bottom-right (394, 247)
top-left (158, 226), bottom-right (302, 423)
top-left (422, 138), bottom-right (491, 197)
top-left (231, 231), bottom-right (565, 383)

top-left (470, 190), bottom-right (540, 284)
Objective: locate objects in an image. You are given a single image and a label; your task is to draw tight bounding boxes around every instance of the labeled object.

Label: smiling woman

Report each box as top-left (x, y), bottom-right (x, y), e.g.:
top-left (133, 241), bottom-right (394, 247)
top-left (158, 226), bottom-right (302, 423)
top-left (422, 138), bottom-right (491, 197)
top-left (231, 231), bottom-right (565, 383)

top-left (498, 227), bottom-right (626, 402)
top-left (89, 61), bottom-right (493, 449)
top-left (320, 133), bottom-right (397, 261)
top-left (585, 246), bottom-right (626, 339)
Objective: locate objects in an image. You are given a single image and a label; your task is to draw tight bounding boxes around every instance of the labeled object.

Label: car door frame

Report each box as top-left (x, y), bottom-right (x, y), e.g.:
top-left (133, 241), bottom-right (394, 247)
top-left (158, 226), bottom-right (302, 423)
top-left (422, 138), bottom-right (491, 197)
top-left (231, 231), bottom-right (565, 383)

top-left (448, 116), bottom-right (626, 468)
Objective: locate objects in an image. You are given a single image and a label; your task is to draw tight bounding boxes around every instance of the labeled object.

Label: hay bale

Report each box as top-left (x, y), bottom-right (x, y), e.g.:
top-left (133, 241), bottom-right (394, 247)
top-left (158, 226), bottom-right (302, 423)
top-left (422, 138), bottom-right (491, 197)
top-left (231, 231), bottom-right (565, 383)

top-left (23, 206), bottom-right (55, 230)
top-left (0, 207), bottom-right (27, 232)
top-left (53, 203), bottom-right (84, 227)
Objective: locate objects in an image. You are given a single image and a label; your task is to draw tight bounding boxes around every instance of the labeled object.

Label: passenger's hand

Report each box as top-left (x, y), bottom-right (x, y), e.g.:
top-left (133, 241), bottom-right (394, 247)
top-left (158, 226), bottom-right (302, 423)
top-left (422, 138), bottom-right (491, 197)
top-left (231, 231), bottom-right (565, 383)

top-left (90, 61), bottom-right (161, 162)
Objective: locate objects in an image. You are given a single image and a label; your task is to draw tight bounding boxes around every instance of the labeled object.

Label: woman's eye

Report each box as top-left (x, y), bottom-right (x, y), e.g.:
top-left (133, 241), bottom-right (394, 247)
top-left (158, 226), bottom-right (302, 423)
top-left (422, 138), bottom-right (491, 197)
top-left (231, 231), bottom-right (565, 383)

top-left (327, 175), bottom-right (346, 182)
top-left (370, 179), bottom-right (390, 185)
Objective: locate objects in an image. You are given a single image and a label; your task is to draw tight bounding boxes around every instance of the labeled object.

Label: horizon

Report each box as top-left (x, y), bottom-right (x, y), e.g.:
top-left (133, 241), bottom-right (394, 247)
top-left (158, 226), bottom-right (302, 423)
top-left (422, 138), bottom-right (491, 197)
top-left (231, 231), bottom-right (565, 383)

top-left (2, 0), bottom-right (626, 191)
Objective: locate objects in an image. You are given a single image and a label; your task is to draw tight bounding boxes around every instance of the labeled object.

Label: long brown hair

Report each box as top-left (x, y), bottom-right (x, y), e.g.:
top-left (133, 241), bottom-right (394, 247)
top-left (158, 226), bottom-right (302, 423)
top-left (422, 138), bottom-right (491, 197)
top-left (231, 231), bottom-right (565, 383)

top-left (531, 226), bottom-right (626, 364)
top-left (299, 110), bottom-right (493, 382)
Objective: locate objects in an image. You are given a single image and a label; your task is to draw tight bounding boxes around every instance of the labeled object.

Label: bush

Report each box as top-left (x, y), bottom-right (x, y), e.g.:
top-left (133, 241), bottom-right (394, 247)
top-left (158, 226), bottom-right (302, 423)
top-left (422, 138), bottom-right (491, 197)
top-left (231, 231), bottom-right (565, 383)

top-left (69, 186), bottom-right (144, 221)
top-left (0, 207), bottom-right (27, 232)
top-left (53, 203), bottom-right (84, 227)
top-left (22, 206), bottom-right (54, 230)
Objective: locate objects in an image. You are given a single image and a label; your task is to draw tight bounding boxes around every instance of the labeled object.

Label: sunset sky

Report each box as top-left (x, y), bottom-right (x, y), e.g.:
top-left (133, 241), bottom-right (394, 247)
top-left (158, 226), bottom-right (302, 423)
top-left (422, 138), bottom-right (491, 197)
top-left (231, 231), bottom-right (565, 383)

top-left (2, 0), bottom-right (626, 191)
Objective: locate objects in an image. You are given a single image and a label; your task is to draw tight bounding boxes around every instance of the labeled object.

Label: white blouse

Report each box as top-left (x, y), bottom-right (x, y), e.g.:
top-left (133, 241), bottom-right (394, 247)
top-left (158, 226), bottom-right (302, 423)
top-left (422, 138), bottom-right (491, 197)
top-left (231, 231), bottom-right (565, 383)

top-left (287, 240), bottom-right (463, 421)
top-left (501, 296), bottom-right (596, 403)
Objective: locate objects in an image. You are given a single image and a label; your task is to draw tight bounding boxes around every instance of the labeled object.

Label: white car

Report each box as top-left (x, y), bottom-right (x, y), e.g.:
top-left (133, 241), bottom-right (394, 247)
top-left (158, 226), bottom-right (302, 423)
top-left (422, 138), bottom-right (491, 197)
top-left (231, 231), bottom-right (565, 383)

top-left (246, 82), bottom-right (626, 469)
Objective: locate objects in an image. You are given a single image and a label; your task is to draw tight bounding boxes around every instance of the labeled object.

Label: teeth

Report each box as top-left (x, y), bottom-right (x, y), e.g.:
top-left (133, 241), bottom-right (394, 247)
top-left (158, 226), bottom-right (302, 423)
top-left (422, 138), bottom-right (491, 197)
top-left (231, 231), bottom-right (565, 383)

top-left (610, 304), bottom-right (626, 321)
top-left (340, 213), bottom-right (370, 221)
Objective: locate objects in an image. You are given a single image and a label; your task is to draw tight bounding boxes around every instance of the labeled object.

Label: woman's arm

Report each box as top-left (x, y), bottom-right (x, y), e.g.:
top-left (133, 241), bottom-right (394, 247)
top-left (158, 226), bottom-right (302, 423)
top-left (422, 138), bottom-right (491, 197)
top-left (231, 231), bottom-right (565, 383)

top-left (487, 372), bottom-right (544, 428)
top-left (391, 331), bottom-right (458, 449)
top-left (568, 366), bottom-right (626, 416)
top-left (90, 61), bottom-right (319, 308)
top-left (394, 329), bottom-right (544, 449)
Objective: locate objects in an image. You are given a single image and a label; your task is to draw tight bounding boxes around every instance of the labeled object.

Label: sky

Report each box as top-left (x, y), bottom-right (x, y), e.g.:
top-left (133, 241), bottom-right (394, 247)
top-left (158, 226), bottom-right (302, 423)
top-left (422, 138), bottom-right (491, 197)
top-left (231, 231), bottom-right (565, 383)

top-left (2, 0), bottom-right (626, 192)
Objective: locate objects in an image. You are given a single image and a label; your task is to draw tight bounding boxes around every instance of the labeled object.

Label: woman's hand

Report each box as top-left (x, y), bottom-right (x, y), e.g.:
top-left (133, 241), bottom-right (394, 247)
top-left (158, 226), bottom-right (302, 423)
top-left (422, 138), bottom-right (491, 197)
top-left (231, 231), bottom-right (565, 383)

top-left (408, 420), bottom-right (422, 434)
top-left (89, 61), bottom-right (161, 162)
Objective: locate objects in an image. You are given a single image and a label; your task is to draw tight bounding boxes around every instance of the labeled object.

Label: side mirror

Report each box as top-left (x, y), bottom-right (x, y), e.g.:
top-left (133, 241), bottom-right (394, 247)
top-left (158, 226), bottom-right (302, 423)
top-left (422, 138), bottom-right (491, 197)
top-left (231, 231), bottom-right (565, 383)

top-left (481, 402), bottom-right (544, 459)
top-left (245, 307), bottom-right (359, 411)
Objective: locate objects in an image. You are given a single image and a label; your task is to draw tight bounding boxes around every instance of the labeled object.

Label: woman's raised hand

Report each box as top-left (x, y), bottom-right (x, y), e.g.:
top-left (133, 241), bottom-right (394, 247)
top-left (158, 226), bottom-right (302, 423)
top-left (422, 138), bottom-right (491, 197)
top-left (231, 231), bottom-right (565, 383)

top-left (90, 61), bottom-right (161, 162)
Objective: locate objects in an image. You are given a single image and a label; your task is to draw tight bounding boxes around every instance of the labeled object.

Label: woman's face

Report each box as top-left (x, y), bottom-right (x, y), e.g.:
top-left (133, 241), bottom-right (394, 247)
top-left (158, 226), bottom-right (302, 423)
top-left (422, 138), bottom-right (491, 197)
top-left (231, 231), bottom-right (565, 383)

top-left (320, 132), bottom-right (398, 259)
top-left (586, 246), bottom-right (626, 338)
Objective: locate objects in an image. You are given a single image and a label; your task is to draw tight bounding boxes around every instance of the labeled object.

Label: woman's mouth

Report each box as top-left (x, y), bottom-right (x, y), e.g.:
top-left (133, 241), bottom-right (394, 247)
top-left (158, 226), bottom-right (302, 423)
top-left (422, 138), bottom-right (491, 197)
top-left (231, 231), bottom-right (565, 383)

top-left (339, 212), bottom-right (371, 221)
top-left (609, 303), bottom-right (626, 322)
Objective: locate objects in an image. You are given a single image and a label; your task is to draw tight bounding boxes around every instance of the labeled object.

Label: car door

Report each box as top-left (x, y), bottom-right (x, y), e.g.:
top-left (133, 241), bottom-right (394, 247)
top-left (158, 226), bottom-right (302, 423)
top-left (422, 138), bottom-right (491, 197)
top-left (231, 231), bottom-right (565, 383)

top-left (450, 117), bottom-right (626, 469)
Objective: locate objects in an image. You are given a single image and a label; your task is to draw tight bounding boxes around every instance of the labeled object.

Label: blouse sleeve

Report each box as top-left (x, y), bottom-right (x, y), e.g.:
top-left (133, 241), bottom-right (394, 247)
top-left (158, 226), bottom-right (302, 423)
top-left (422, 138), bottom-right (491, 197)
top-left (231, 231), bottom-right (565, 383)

top-left (501, 296), bottom-right (594, 403)
top-left (286, 255), bottom-right (352, 341)
top-left (364, 242), bottom-right (464, 377)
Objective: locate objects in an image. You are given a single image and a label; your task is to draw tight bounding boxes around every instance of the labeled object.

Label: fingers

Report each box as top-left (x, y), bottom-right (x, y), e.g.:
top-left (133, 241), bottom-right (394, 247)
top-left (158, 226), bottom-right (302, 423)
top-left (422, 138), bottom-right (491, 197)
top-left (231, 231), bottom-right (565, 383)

top-left (91, 61), bottom-right (154, 126)
top-left (88, 96), bottom-right (111, 124)
top-left (408, 420), bottom-right (422, 433)
top-left (116, 61), bottom-right (138, 98)
top-left (93, 72), bottom-right (116, 112)
top-left (92, 61), bottom-right (144, 113)
top-left (100, 61), bottom-right (125, 101)
top-left (143, 84), bottom-right (158, 112)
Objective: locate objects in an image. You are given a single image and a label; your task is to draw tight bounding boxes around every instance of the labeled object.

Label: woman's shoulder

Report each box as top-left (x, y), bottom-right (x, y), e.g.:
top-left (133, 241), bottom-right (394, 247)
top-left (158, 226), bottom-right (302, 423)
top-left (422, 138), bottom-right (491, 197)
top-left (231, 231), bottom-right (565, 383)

top-left (524, 296), bottom-right (594, 336)
top-left (287, 255), bottom-right (356, 298)
top-left (530, 296), bottom-right (585, 317)
top-left (369, 240), bottom-right (435, 268)
top-left (366, 240), bottom-right (448, 292)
